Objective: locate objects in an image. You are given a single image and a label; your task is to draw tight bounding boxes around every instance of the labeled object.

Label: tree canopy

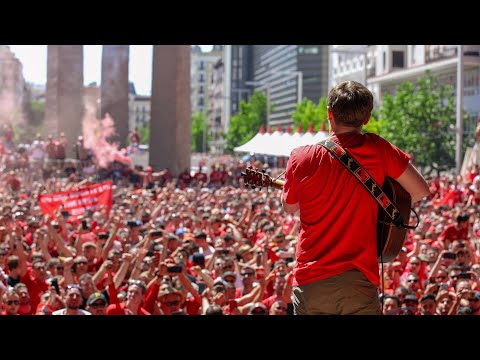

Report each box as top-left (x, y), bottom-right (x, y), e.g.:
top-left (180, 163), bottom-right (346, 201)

top-left (291, 97), bottom-right (328, 132)
top-left (191, 111), bottom-right (207, 153)
top-left (376, 71), bottom-right (467, 175)
top-left (225, 91), bottom-right (268, 153)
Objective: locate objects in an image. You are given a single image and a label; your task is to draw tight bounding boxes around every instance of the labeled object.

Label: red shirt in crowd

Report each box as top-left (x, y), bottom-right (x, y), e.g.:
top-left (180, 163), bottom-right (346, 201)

top-left (178, 170), bottom-right (192, 186)
top-left (439, 223), bottom-right (469, 243)
top-left (7, 176), bottom-right (21, 191)
top-left (209, 170), bottom-right (223, 185)
top-left (194, 171), bottom-right (208, 184)
top-left (20, 267), bottom-right (50, 312)
top-left (283, 133), bottom-right (410, 287)
top-left (105, 302), bottom-right (151, 315)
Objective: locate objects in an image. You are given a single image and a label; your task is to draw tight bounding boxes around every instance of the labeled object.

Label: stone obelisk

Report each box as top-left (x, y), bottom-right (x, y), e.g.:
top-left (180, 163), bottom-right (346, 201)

top-left (149, 45), bottom-right (191, 176)
top-left (100, 45), bottom-right (130, 149)
top-left (45, 45), bottom-right (84, 158)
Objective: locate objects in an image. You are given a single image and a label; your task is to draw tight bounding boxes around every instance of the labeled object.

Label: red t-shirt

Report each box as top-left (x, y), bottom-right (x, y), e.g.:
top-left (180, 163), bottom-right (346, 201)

top-left (20, 267), bottom-right (50, 312)
top-left (283, 133), bottom-right (410, 287)
top-left (209, 170), bottom-right (223, 184)
top-left (194, 172), bottom-right (208, 183)
top-left (178, 172), bottom-right (192, 184)
top-left (105, 302), bottom-right (151, 315)
top-left (439, 224), bottom-right (469, 243)
top-left (262, 294), bottom-right (280, 311)
top-left (7, 177), bottom-right (21, 191)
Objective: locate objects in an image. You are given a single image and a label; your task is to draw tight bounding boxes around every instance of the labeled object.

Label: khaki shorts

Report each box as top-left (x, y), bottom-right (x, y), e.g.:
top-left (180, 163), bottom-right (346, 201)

top-left (293, 268), bottom-right (379, 315)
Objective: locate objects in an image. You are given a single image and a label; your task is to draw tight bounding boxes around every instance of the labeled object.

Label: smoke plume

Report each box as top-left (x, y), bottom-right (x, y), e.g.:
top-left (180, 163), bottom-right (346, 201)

top-left (82, 108), bottom-right (131, 168)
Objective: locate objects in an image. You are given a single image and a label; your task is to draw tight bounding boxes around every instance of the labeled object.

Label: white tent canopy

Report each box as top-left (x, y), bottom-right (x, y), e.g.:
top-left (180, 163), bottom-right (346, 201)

top-left (234, 124), bottom-right (330, 157)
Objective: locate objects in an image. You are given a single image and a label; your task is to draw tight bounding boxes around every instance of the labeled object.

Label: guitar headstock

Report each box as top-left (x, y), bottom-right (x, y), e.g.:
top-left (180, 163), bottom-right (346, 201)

top-left (241, 166), bottom-right (284, 191)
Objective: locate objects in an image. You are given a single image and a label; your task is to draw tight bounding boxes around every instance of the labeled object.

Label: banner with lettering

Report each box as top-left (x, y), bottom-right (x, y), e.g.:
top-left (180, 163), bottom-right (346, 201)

top-left (38, 181), bottom-right (112, 219)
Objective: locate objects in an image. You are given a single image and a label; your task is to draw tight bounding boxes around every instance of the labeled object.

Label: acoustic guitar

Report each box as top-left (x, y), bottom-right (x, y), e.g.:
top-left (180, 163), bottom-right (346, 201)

top-left (241, 167), bottom-right (412, 263)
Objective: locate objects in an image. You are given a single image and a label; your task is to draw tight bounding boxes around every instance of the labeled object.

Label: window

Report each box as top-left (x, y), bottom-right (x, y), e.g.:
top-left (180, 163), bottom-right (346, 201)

top-left (304, 46), bottom-right (319, 55)
top-left (199, 61), bottom-right (205, 70)
top-left (298, 46), bottom-right (318, 55)
top-left (382, 52), bottom-right (386, 71)
top-left (392, 51), bottom-right (404, 68)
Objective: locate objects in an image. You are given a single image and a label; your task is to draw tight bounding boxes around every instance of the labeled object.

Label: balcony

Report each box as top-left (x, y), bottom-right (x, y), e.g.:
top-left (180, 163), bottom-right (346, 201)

top-left (367, 65), bottom-right (376, 78)
top-left (425, 45), bottom-right (457, 63)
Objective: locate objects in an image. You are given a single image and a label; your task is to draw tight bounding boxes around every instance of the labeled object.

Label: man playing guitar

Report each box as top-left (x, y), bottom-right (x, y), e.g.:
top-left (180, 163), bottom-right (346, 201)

top-left (281, 81), bottom-right (430, 315)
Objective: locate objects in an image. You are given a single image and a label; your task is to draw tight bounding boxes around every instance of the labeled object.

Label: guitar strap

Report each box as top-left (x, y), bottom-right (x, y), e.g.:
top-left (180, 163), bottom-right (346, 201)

top-left (318, 138), bottom-right (406, 229)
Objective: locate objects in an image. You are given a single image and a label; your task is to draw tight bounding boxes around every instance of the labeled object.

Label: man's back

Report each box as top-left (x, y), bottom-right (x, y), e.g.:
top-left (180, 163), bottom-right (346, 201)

top-left (284, 132), bottom-right (410, 288)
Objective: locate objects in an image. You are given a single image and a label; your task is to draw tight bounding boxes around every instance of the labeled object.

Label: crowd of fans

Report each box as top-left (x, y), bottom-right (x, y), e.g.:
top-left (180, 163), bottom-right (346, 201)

top-left (2, 123), bottom-right (480, 315)
top-left (380, 165), bottom-right (480, 315)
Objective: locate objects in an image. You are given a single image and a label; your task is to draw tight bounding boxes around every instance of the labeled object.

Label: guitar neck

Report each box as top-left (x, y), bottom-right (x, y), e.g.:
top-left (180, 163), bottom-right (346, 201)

top-left (242, 168), bottom-right (285, 191)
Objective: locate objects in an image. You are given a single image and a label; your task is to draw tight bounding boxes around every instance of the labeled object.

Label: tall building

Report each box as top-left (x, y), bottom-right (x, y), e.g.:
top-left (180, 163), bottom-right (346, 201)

top-left (224, 45), bottom-right (254, 119)
top-left (330, 45), bottom-right (480, 137)
top-left (251, 45), bottom-right (328, 127)
top-left (190, 45), bottom-right (223, 116)
top-left (328, 45), bottom-right (374, 92)
top-left (208, 58), bottom-right (225, 154)
top-left (224, 45), bottom-right (329, 129)
top-left (0, 45), bottom-right (26, 125)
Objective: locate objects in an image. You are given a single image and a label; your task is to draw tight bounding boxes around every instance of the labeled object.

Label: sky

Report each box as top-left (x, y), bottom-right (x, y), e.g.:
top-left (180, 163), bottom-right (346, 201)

top-left (7, 45), bottom-right (214, 96)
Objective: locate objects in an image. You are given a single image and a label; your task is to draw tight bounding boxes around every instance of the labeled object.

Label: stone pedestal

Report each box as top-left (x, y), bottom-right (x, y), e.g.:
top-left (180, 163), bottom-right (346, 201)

top-left (45, 45), bottom-right (84, 158)
top-left (100, 45), bottom-right (130, 149)
top-left (149, 45), bottom-right (191, 176)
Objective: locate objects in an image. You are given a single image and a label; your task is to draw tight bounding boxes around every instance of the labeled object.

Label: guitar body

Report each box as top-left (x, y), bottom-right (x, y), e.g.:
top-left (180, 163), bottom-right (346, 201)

top-left (377, 177), bottom-right (411, 263)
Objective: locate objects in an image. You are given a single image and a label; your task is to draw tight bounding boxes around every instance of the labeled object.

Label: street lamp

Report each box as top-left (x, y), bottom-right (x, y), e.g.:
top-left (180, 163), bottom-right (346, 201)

top-left (456, 45), bottom-right (464, 174)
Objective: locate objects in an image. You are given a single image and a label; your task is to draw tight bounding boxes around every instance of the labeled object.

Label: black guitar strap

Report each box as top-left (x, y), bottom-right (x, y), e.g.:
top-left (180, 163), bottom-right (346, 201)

top-left (318, 138), bottom-right (406, 229)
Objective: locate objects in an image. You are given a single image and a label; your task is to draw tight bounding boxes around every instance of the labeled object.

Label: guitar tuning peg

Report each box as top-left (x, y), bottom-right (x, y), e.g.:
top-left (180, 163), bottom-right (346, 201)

top-left (262, 169), bottom-right (266, 173)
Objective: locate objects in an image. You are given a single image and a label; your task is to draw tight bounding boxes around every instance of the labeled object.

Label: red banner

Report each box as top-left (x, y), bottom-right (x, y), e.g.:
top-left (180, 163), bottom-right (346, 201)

top-left (38, 181), bottom-right (113, 220)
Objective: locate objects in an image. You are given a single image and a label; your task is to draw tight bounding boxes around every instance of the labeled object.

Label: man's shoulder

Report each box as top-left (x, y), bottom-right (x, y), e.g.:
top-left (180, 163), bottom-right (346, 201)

top-left (362, 132), bottom-right (384, 144)
top-left (290, 144), bottom-right (320, 158)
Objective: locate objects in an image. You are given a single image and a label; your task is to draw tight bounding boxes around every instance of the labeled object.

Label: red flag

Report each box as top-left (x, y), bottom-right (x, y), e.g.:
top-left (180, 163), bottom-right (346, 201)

top-left (38, 180), bottom-right (112, 220)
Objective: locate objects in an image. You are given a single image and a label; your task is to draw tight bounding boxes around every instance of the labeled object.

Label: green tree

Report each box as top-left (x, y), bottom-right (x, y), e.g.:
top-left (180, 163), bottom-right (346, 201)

top-left (29, 100), bottom-right (45, 127)
top-left (138, 126), bottom-right (150, 144)
top-left (226, 91), bottom-right (268, 153)
top-left (191, 111), bottom-right (207, 153)
top-left (377, 71), bottom-right (468, 175)
top-left (292, 97), bottom-right (328, 132)
top-left (362, 109), bottom-right (384, 134)
top-left (13, 100), bottom-right (45, 142)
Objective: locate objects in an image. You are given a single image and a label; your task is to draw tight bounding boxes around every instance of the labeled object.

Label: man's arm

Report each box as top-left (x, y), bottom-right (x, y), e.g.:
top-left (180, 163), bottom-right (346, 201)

top-left (281, 196), bottom-right (299, 214)
top-left (394, 163), bottom-right (431, 204)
